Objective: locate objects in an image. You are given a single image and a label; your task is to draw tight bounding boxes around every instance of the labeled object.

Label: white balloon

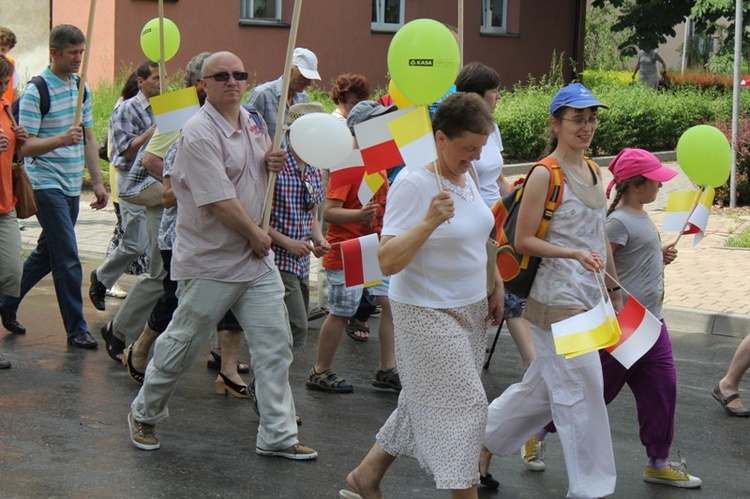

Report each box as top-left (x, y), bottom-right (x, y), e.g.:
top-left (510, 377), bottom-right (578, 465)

top-left (289, 113), bottom-right (353, 168)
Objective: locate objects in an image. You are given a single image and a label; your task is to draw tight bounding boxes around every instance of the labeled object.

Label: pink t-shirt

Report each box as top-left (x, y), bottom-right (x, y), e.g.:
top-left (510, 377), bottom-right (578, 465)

top-left (170, 101), bottom-right (274, 282)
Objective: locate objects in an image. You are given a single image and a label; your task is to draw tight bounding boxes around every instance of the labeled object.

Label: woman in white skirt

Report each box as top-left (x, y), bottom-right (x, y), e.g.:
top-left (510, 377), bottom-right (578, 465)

top-left (484, 83), bottom-right (622, 498)
top-left (340, 93), bottom-right (504, 498)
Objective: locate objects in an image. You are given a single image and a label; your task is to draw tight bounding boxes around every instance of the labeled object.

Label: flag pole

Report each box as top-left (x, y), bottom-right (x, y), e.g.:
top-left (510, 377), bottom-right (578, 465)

top-left (432, 160), bottom-right (443, 192)
top-left (74, 0), bottom-right (97, 125)
top-left (262, 0), bottom-right (303, 231)
top-left (457, 0), bottom-right (464, 66)
top-left (671, 185), bottom-right (706, 247)
top-left (157, 0), bottom-right (166, 94)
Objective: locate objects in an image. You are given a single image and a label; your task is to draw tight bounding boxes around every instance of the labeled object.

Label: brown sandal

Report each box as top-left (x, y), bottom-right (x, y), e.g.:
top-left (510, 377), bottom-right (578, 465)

top-left (712, 384), bottom-right (750, 417)
top-left (345, 320), bottom-right (370, 342)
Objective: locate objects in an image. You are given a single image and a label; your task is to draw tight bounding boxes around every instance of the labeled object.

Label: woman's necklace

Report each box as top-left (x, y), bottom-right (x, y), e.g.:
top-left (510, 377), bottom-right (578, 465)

top-left (439, 174), bottom-right (474, 203)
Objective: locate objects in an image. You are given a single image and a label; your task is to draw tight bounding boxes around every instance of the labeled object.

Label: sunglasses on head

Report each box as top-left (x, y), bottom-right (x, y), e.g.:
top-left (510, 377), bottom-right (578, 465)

top-left (204, 71), bottom-right (249, 82)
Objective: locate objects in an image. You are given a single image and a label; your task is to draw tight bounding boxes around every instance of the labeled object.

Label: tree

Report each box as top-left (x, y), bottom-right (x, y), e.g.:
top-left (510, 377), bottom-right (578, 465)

top-left (594, 0), bottom-right (750, 71)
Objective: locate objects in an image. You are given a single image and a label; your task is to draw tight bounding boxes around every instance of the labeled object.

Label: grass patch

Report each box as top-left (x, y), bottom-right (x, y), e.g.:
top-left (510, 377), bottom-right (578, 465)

top-left (724, 227), bottom-right (750, 248)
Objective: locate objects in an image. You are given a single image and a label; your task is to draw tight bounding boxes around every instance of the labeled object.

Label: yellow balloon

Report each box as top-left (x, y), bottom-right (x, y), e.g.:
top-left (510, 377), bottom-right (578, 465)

top-left (388, 80), bottom-right (413, 109)
top-left (140, 18), bottom-right (181, 62)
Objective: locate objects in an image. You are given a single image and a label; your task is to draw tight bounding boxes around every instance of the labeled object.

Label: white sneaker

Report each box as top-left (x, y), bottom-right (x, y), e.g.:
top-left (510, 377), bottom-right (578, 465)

top-left (106, 283), bottom-right (128, 298)
top-left (521, 436), bottom-right (546, 471)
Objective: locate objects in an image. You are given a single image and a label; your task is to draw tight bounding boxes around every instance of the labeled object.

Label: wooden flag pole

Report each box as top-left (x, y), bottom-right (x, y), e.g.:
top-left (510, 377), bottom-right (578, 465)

top-left (457, 0), bottom-right (464, 66)
top-left (261, 0), bottom-right (303, 231)
top-left (157, 0), bottom-right (166, 94)
top-left (74, 0), bottom-right (97, 125)
top-left (671, 185), bottom-right (706, 247)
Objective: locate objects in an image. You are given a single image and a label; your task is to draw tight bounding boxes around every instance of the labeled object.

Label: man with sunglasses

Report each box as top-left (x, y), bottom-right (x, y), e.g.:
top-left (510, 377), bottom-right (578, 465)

top-left (128, 51), bottom-right (317, 460)
top-left (245, 47), bottom-right (321, 142)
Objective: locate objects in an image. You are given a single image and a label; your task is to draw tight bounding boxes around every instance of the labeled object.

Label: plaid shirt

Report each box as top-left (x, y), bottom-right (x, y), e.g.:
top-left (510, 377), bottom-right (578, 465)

top-left (270, 151), bottom-right (324, 278)
top-left (110, 91), bottom-right (154, 172)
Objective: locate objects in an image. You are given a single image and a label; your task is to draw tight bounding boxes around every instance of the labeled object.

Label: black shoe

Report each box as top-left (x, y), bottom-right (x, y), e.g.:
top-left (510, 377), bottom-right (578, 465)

top-left (68, 331), bottom-right (99, 349)
top-left (0, 308), bottom-right (26, 335)
top-left (480, 472), bottom-right (500, 490)
top-left (89, 270), bottom-right (106, 311)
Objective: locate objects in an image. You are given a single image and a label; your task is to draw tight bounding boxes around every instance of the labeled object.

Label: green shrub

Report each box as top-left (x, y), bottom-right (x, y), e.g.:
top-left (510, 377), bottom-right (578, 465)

top-left (711, 116), bottom-right (750, 206)
top-left (581, 70), bottom-right (631, 88)
top-left (497, 80), bottom-right (749, 162)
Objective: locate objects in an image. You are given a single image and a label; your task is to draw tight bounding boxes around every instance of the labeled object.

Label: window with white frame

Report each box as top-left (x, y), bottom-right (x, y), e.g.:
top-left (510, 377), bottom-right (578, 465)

top-left (240, 0), bottom-right (281, 22)
top-left (481, 0), bottom-right (507, 34)
top-left (372, 0), bottom-right (404, 32)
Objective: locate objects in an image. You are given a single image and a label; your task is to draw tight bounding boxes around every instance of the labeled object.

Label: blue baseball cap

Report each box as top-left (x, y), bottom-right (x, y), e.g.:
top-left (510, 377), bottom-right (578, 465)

top-left (549, 83), bottom-right (609, 116)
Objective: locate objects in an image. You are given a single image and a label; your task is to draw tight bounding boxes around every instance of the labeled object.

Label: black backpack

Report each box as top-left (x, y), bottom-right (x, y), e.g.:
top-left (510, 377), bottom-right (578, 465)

top-left (11, 75), bottom-right (89, 125)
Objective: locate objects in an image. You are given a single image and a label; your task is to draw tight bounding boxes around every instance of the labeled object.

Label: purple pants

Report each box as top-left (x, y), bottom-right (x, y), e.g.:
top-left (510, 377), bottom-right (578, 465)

top-left (545, 320), bottom-right (676, 458)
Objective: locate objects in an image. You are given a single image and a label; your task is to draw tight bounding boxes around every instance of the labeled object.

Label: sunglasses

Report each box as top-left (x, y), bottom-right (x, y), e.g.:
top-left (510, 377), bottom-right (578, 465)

top-left (303, 180), bottom-right (316, 212)
top-left (203, 71), bottom-right (249, 82)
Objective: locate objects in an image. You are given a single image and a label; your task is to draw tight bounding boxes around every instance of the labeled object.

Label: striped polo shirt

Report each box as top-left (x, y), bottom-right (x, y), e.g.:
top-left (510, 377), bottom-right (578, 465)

top-left (19, 66), bottom-right (94, 196)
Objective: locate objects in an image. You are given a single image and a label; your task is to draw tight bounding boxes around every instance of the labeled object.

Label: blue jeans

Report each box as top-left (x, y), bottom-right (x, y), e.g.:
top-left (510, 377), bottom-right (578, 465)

top-left (0, 189), bottom-right (88, 338)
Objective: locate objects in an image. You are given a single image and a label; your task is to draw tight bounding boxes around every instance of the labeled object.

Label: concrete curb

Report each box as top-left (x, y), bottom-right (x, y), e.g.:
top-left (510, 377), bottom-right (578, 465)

top-left (663, 306), bottom-right (750, 338)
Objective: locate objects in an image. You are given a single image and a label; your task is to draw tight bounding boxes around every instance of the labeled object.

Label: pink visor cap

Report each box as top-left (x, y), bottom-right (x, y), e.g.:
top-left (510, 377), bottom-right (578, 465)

top-left (606, 148), bottom-right (678, 198)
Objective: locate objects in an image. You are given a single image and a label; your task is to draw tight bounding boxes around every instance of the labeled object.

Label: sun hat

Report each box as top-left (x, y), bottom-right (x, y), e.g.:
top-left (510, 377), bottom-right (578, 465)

top-left (605, 148), bottom-right (678, 198)
top-left (346, 100), bottom-right (397, 134)
top-left (285, 102), bottom-right (326, 129)
top-left (292, 48), bottom-right (321, 80)
top-left (549, 82), bottom-right (609, 116)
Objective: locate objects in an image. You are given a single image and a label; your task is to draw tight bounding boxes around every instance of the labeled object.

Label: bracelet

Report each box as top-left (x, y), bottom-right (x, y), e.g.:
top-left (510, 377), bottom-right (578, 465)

top-left (607, 286), bottom-right (621, 292)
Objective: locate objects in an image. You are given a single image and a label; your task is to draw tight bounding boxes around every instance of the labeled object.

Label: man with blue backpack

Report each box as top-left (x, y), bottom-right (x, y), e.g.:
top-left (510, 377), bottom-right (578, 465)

top-left (0, 24), bottom-right (108, 348)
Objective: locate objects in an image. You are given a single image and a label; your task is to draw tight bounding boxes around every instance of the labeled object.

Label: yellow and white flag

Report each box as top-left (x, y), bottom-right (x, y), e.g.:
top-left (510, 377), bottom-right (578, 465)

top-left (150, 87), bottom-right (200, 134)
top-left (387, 105), bottom-right (437, 171)
top-left (663, 187), bottom-right (715, 245)
top-left (552, 298), bottom-right (622, 359)
top-left (358, 171), bottom-right (385, 206)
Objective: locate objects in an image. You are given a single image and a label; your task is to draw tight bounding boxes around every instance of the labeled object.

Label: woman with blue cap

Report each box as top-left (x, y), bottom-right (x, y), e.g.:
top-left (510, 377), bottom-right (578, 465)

top-left (484, 83), bottom-right (621, 498)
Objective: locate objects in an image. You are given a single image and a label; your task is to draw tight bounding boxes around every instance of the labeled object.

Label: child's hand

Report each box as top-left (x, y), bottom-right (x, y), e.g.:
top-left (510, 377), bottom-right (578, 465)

top-left (662, 242), bottom-right (678, 265)
top-left (360, 203), bottom-right (378, 224)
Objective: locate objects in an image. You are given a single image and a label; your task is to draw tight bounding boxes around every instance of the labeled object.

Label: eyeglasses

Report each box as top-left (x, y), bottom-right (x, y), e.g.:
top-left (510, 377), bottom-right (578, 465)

top-left (303, 180), bottom-right (316, 212)
top-left (203, 71), bottom-right (249, 82)
top-left (560, 116), bottom-right (599, 127)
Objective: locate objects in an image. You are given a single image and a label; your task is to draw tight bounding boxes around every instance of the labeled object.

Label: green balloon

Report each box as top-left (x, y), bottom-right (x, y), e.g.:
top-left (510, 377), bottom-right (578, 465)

top-left (676, 125), bottom-right (731, 187)
top-left (140, 18), bottom-right (181, 63)
top-left (387, 19), bottom-right (460, 105)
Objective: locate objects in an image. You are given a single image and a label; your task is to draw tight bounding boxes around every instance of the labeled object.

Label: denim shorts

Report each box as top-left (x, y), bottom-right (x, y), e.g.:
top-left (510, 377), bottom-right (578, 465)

top-left (326, 269), bottom-right (389, 317)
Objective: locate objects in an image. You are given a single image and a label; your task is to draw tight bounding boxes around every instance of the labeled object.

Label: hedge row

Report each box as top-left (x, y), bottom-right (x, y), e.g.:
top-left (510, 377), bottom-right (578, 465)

top-left (496, 83), bottom-right (750, 162)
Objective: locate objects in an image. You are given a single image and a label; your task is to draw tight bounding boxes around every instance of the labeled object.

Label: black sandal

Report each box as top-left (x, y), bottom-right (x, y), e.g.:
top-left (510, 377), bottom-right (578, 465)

top-left (122, 344), bottom-right (145, 385)
top-left (206, 350), bottom-right (250, 373)
top-left (100, 322), bottom-right (125, 363)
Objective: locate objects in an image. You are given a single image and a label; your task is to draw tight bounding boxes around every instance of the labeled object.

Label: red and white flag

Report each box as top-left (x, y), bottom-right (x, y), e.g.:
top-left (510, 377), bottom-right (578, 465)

top-left (340, 233), bottom-right (382, 290)
top-left (605, 295), bottom-right (662, 368)
top-left (329, 149), bottom-right (366, 190)
top-left (353, 107), bottom-right (411, 174)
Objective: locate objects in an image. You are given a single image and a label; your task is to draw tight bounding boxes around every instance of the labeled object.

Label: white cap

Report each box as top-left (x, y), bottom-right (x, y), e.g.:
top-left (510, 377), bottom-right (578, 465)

top-left (292, 47), bottom-right (320, 80)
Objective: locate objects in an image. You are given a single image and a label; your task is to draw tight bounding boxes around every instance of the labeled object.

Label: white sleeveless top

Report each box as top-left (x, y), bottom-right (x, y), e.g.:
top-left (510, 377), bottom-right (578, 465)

top-left (528, 181), bottom-right (607, 310)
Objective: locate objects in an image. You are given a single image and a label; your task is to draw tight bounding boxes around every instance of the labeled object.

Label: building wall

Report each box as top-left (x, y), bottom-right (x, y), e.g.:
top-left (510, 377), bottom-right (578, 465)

top-left (0, 0), bottom-right (51, 85)
top-left (52, 0), bottom-right (116, 87)
top-left (52, 0), bottom-right (581, 90)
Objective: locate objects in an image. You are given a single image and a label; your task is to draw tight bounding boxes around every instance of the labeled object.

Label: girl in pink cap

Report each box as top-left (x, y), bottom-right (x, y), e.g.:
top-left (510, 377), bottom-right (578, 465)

top-left (602, 148), bottom-right (701, 488)
top-left (511, 148), bottom-right (703, 490)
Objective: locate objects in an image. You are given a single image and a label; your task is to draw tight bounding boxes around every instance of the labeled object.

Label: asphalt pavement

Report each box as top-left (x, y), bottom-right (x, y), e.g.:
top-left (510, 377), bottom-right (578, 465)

top-left (2, 156), bottom-right (750, 497)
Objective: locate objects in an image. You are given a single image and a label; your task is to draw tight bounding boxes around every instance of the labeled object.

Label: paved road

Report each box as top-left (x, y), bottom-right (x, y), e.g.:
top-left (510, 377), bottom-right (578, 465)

top-left (0, 274), bottom-right (748, 498)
